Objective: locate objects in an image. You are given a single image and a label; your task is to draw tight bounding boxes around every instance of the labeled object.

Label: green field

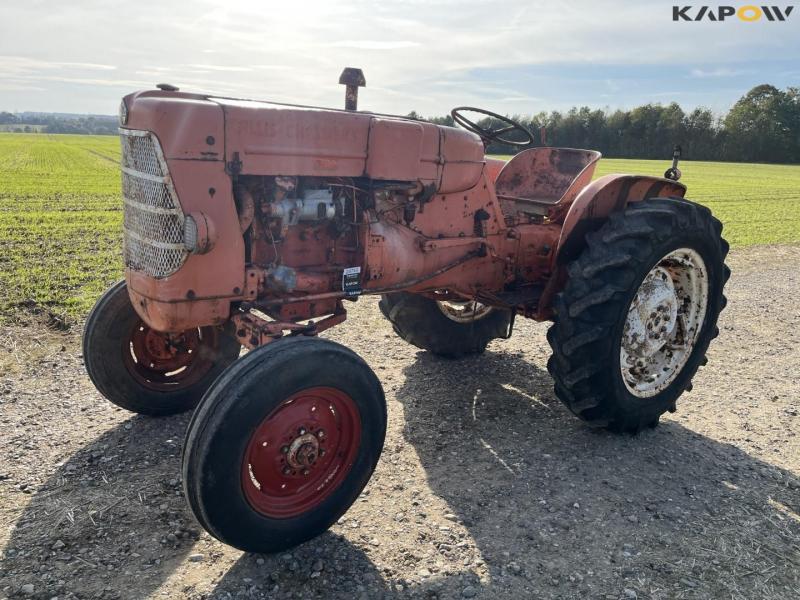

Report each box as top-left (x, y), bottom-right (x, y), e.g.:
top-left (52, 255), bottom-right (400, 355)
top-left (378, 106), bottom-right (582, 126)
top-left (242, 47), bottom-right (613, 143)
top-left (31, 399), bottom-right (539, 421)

top-left (1, 133), bottom-right (799, 325)
top-left (0, 134), bottom-right (122, 325)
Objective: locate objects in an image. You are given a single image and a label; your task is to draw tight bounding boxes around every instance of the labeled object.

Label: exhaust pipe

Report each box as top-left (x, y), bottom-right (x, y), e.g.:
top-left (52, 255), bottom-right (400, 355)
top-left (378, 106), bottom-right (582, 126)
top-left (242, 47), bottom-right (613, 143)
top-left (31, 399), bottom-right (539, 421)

top-left (339, 68), bottom-right (366, 111)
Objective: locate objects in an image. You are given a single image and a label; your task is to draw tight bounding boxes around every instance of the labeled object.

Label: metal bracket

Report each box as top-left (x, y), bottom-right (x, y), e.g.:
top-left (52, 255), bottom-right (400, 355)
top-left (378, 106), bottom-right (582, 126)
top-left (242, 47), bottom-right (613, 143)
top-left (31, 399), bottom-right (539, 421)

top-left (232, 308), bottom-right (347, 350)
top-left (418, 235), bottom-right (486, 253)
top-left (226, 151), bottom-right (243, 176)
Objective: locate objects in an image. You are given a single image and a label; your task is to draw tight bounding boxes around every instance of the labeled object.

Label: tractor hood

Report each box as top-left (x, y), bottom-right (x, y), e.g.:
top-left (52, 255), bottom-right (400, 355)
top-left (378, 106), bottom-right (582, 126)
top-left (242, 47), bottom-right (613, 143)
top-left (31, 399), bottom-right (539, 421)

top-left (121, 89), bottom-right (486, 194)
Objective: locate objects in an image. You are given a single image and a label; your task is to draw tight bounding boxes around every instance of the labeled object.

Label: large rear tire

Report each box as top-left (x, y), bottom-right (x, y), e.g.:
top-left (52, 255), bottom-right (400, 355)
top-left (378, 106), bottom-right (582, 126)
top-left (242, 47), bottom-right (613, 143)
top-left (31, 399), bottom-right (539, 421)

top-left (547, 198), bottom-right (729, 433)
top-left (82, 281), bottom-right (241, 416)
top-left (379, 292), bottom-right (512, 357)
top-left (182, 336), bottom-right (386, 553)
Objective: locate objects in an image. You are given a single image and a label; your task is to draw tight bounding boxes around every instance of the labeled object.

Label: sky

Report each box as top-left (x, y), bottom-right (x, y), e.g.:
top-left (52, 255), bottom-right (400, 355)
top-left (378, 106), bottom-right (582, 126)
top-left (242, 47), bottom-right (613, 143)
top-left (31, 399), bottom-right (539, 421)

top-left (1, 0), bottom-right (799, 117)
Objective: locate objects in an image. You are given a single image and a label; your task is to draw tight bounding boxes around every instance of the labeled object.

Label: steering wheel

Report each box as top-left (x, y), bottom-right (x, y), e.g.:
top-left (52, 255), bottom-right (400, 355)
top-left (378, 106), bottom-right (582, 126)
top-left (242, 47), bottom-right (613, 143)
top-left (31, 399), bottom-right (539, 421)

top-left (450, 106), bottom-right (534, 147)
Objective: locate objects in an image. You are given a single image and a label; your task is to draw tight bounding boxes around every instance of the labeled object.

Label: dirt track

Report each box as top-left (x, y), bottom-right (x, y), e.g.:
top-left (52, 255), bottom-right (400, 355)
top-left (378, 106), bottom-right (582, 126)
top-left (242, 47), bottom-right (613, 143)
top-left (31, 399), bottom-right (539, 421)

top-left (1, 245), bottom-right (799, 600)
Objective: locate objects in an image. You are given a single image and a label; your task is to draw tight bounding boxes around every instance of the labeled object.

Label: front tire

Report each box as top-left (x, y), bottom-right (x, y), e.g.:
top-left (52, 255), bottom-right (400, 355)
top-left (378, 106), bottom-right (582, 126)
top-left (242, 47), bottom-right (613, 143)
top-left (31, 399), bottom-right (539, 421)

top-left (182, 337), bottom-right (386, 553)
top-left (82, 281), bottom-right (241, 416)
top-left (547, 198), bottom-right (730, 433)
top-left (379, 293), bottom-right (511, 357)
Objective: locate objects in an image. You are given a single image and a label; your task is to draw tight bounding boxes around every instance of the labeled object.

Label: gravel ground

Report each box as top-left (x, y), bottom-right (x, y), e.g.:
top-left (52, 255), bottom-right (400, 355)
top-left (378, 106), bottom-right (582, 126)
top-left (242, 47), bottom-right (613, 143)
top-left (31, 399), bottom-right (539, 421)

top-left (1, 245), bottom-right (799, 600)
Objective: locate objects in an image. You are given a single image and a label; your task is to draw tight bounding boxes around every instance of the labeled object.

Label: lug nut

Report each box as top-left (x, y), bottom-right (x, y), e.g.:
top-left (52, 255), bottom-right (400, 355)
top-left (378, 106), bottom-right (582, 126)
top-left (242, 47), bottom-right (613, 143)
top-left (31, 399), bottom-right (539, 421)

top-left (299, 428), bottom-right (306, 435)
top-left (317, 430), bottom-right (325, 439)
top-left (281, 446), bottom-right (289, 454)
top-left (283, 467), bottom-right (291, 475)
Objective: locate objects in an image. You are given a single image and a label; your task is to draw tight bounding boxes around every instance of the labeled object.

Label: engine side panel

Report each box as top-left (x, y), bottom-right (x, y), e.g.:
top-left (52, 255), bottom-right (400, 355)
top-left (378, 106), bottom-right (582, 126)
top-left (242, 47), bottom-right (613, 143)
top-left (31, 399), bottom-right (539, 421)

top-left (222, 101), bottom-right (370, 177)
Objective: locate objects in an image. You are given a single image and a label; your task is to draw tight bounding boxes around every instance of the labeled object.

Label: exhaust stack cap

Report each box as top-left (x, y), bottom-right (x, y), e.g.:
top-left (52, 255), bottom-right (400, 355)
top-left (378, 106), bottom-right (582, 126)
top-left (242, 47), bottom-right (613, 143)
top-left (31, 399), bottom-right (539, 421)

top-left (339, 68), bottom-right (365, 111)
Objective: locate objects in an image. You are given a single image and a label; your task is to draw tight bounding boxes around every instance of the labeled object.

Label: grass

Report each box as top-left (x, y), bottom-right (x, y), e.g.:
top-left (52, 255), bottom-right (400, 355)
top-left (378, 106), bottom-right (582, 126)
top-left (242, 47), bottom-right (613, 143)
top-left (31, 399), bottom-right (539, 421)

top-left (593, 158), bottom-right (800, 247)
top-left (0, 133), bottom-right (122, 326)
top-left (1, 133), bottom-right (799, 325)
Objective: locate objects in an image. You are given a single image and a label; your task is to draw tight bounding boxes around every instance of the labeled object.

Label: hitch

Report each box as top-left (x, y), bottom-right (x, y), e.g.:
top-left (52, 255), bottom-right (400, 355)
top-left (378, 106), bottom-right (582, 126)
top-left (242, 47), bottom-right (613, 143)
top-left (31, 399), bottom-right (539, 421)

top-left (664, 144), bottom-right (682, 181)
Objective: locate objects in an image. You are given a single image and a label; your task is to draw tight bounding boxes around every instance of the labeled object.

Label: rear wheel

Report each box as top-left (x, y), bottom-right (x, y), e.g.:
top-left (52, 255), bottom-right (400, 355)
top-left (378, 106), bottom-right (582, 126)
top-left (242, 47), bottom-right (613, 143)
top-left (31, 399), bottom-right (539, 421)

top-left (82, 281), bottom-right (241, 416)
top-left (182, 337), bottom-right (386, 553)
top-left (379, 292), bottom-right (511, 357)
top-left (546, 198), bottom-right (729, 432)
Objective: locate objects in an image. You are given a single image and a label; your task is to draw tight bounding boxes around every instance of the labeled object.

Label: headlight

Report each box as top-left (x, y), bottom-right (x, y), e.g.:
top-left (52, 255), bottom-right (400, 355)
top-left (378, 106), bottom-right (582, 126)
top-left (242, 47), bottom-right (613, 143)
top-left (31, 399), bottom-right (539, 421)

top-left (118, 99), bottom-right (128, 126)
top-left (183, 215), bottom-right (198, 252)
top-left (183, 212), bottom-right (215, 255)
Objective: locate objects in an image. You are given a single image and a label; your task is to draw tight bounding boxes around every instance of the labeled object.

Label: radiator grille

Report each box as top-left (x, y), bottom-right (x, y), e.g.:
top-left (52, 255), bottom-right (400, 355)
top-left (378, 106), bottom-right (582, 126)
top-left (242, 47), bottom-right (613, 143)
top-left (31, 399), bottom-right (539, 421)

top-left (120, 129), bottom-right (187, 278)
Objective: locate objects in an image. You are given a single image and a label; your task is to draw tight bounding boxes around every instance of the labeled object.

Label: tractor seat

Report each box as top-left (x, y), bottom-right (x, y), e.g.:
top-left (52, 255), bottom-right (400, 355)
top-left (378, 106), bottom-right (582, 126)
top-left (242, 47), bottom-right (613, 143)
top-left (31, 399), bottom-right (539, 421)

top-left (495, 147), bottom-right (601, 215)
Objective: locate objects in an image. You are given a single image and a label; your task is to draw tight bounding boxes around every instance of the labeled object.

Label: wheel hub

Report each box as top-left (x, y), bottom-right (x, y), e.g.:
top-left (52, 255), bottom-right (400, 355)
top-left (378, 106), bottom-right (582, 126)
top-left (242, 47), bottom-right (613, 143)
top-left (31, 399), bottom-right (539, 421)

top-left (286, 432), bottom-right (321, 470)
top-left (242, 387), bottom-right (361, 518)
top-left (142, 329), bottom-right (181, 361)
top-left (622, 267), bottom-right (679, 360)
top-left (124, 322), bottom-right (216, 390)
top-left (620, 248), bottom-right (709, 398)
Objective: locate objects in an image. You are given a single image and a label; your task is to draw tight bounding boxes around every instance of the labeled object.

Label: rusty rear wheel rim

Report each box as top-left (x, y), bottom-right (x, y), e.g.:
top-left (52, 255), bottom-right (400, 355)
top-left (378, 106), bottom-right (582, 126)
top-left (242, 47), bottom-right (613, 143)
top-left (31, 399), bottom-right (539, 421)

top-left (123, 322), bottom-right (218, 391)
top-left (620, 247), bottom-right (709, 398)
top-left (242, 387), bottom-right (362, 519)
top-left (436, 299), bottom-right (494, 323)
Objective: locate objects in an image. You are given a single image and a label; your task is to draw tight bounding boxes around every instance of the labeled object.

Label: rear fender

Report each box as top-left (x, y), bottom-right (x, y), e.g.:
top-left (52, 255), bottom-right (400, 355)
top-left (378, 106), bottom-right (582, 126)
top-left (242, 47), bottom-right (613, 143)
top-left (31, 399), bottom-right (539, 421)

top-left (554, 174), bottom-right (686, 265)
top-left (535, 174), bottom-right (686, 320)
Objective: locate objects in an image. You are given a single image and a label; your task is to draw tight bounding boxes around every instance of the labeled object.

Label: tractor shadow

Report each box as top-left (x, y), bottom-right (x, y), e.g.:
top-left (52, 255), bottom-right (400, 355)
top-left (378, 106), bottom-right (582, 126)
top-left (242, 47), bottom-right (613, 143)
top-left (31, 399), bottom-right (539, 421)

top-left (1, 413), bottom-right (200, 599)
top-left (1, 409), bottom-right (387, 600)
top-left (389, 349), bottom-right (800, 598)
top-left (1, 408), bottom-right (388, 600)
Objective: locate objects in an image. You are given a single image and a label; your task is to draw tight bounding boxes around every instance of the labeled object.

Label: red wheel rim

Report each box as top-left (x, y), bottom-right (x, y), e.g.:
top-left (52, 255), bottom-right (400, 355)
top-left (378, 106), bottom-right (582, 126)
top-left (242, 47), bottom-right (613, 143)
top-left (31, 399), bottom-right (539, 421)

top-left (122, 321), bottom-right (218, 391)
top-left (241, 387), bottom-right (362, 519)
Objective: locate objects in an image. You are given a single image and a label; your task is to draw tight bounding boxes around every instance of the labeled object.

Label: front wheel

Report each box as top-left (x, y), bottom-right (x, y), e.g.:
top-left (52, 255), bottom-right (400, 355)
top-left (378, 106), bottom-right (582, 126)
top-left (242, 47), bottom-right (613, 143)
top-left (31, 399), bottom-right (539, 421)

top-left (82, 281), bottom-right (241, 416)
top-left (182, 337), bottom-right (386, 553)
top-left (547, 198), bottom-right (730, 433)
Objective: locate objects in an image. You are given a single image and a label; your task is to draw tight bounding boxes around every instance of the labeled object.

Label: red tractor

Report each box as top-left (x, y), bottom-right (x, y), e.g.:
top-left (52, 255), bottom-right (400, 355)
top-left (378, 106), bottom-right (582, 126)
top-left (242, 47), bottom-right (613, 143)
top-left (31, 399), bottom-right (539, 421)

top-left (83, 69), bottom-right (728, 553)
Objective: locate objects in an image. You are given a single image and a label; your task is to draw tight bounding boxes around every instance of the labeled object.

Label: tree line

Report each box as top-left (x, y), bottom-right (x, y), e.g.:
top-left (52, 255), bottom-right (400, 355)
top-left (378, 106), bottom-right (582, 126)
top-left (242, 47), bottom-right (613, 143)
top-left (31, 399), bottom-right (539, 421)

top-left (0, 112), bottom-right (117, 135)
top-left (413, 84), bottom-right (800, 164)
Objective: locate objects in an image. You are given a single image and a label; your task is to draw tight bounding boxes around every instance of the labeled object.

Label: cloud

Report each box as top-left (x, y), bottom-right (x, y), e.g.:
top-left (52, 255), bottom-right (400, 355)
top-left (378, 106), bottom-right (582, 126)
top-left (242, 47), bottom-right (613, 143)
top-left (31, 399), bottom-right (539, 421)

top-left (0, 83), bottom-right (46, 92)
top-left (329, 40), bottom-right (420, 50)
top-left (0, 1), bottom-right (797, 114)
top-left (690, 68), bottom-right (744, 78)
top-left (0, 56), bottom-right (117, 76)
top-left (187, 64), bottom-right (254, 72)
